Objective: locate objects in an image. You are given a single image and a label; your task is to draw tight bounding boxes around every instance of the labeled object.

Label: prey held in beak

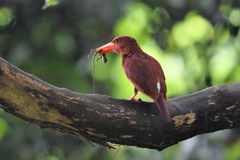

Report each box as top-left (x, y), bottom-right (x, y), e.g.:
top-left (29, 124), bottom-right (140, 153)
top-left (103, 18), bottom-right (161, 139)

top-left (93, 42), bottom-right (114, 63)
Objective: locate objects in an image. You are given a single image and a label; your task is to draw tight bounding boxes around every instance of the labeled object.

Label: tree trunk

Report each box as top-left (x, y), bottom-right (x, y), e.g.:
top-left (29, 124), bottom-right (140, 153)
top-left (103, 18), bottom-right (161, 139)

top-left (0, 57), bottom-right (239, 151)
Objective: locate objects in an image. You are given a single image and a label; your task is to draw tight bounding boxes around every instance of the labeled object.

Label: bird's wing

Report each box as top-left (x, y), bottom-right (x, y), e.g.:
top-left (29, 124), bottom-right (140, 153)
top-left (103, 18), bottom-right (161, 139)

top-left (123, 53), bottom-right (166, 100)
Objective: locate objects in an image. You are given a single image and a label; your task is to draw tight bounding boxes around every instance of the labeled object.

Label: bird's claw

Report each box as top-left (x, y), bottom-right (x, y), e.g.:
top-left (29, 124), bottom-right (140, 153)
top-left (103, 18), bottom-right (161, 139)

top-left (129, 97), bottom-right (142, 102)
top-left (129, 97), bottom-right (136, 101)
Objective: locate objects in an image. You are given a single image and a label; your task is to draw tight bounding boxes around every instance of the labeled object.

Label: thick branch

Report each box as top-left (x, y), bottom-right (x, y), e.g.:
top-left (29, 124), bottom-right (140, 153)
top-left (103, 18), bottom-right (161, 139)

top-left (0, 57), bottom-right (239, 151)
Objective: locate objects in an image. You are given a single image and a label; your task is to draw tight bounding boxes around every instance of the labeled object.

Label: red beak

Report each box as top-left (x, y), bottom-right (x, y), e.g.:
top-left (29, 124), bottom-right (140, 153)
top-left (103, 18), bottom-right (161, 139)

top-left (96, 42), bottom-right (114, 54)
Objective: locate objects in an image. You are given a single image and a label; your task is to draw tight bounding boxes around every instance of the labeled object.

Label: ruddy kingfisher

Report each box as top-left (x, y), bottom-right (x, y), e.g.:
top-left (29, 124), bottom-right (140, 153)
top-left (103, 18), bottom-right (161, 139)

top-left (95, 36), bottom-right (171, 122)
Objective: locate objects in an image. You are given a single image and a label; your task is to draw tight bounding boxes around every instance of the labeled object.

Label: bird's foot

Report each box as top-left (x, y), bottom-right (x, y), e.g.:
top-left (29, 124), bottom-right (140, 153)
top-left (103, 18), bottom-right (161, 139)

top-left (129, 97), bottom-right (142, 102)
top-left (129, 97), bottom-right (136, 101)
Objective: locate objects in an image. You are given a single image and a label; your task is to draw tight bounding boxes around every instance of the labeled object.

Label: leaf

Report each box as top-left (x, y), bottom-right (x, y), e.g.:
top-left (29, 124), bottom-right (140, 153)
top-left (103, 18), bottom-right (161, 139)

top-left (42, 0), bottom-right (59, 10)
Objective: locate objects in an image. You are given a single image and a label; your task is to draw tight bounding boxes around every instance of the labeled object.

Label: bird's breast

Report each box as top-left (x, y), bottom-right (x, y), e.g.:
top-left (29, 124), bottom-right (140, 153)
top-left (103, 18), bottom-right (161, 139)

top-left (121, 55), bottom-right (136, 71)
top-left (121, 55), bottom-right (142, 80)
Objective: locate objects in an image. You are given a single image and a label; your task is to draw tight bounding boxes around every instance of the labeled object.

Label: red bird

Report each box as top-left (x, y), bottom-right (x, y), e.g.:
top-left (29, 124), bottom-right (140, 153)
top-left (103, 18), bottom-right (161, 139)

top-left (96, 36), bottom-right (171, 122)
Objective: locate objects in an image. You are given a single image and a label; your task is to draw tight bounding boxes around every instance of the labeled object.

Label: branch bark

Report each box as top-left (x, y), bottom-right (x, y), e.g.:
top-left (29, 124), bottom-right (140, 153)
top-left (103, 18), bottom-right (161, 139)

top-left (0, 57), bottom-right (239, 151)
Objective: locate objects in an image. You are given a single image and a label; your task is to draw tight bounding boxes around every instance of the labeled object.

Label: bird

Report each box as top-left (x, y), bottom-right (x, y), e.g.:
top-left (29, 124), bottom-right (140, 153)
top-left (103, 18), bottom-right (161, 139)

top-left (95, 36), bottom-right (171, 122)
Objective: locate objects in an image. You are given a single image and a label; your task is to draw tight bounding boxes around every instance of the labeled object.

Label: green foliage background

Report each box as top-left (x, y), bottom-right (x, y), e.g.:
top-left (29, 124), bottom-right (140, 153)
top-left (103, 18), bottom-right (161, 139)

top-left (0, 0), bottom-right (240, 159)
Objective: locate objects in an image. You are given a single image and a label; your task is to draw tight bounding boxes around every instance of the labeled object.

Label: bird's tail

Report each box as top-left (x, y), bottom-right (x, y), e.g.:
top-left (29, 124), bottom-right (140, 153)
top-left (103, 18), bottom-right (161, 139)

top-left (156, 95), bottom-right (171, 122)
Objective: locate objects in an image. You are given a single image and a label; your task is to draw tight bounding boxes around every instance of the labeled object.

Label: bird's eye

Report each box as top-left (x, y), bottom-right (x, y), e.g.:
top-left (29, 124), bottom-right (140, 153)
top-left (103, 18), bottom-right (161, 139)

top-left (114, 39), bottom-right (119, 43)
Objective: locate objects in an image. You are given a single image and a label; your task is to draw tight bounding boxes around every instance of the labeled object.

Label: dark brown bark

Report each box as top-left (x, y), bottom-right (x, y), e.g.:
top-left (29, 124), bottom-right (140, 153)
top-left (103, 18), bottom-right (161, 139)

top-left (0, 57), bottom-right (239, 151)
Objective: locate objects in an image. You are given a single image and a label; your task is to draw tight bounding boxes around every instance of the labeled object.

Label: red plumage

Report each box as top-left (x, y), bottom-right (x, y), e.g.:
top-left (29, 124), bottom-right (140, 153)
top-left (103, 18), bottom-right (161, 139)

top-left (96, 36), bottom-right (171, 122)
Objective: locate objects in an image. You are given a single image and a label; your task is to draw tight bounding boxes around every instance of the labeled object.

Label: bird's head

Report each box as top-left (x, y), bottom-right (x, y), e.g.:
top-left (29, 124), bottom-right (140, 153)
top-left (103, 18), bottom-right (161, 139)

top-left (96, 36), bottom-right (139, 56)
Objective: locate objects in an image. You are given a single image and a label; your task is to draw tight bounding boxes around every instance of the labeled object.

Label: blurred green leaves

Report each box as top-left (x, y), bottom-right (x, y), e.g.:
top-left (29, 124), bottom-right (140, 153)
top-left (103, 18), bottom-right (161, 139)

top-left (114, 2), bottom-right (152, 41)
top-left (229, 8), bottom-right (240, 26)
top-left (213, 24), bottom-right (230, 44)
top-left (37, 147), bottom-right (65, 160)
top-left (226, 139), bottom-right (240, 160)
top-left (0, 109), bottom-right (9, 141)
top-left (42, 0), bottom-right (59, 10)
top-left (209, 43), bottom-right (238, 83)
top-left (0, 117), bottom-right (9, 140)
top-left (0, 7), bottom-right (14, 29)
top-left (54, 33), bottom-right (75, 55)
top-left (171, 12), bottom-right (213, 48)
top-left (23, 57), bottom-right (91, 93)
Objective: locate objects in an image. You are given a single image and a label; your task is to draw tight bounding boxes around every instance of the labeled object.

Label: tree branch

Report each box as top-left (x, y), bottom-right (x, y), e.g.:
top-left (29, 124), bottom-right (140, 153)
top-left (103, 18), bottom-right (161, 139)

top-left (0, 57), bottom-right (239, 151)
